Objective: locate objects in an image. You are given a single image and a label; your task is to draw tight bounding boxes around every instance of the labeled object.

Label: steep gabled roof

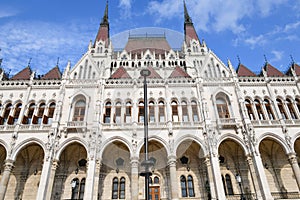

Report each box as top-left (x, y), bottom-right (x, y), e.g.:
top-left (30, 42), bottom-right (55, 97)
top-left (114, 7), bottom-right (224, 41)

top-left (264, 63), bottom-right (284, 77)
top-left (169, 66), bottom-right (191, 78)
top-left (139, 66), bottom-right (162, 79)
top-left (11, 66), bottom-right (31, 80)
top-left (94, 2), bottom-right (109, 46)
top-left (110, 66), bottom-right (131, 79)
top-left (293, 63), bottom-right (300, 76)
top-left (42, 66), bottom-right (62, 80)
top-left (184, 1), bottom-right (199, 45)
top-left (237, 64), bottom-right (256, 77)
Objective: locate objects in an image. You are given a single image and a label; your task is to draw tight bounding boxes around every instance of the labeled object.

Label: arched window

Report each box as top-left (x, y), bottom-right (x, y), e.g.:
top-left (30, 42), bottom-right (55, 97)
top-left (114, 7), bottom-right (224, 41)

top-left (104, 102), bottom-right (112, 123)
top-left (73, 100), bottom-right (86, 121)
top-left (138, 101), bottom-right (144, 123)
top-left (181, 101), bottom-right (189, 122)
top-left (154, 176), bottom-right (159, 184)
top-left (22, 103), bottom-right (35, 124)
top-left (216, 98), bottom-right (230, 118)
top-left (158, 101), bottom-right (165, 122)
top-left (191, 100), bottom-right (199, 122)
top-left (125, 101), bottom-right (132, 123)
top-left (276, 98), bottom-right (287, 119)
top-left (119, 177), bottom-right (126, 199)
top-left (225, 174), bottom-right (234, 195)
top-left (245, 99), bottom-right (255, 120)
top-left (71, 178), bottom-right (80, 199)
top-left (35, 103), bottom-right (45, 124)
top-left (171, 100), bottom-right (179, 122)
top-left (187, 175), bottom-right (195, 197)
top-left (46, 102), bottom-right (56, 124)
top-left (112, 177), bottom-right (119, 199)
top-left (180, 175), bottom-right (188, 197)
top-left (1, 103), bottom-right (12, 125)
top-left (286, 99), bottom-right (298, 119)
top-left (114, 102), bottom-right (122, 124)
top-left (254, 99), bottom-right (265, 120)
top-left (79, 178), bottom-right (85, 199)
top-left (149, 101), bottom-right (155, 123)
top-left (264, 99), bottom-right (275, 120)
top-left (13, 103), bottom-right (22, 124)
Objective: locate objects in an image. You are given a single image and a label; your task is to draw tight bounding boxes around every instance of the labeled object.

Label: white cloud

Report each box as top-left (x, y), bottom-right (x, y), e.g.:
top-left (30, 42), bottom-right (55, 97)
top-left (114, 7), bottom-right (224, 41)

top-left (244, 35), bottom-right (267, 49)
top-left (0, 7), bottom-right (18, 19)
top-left (148, 0), bottom-right (181, 24)
top-left (270, 50), bottom-right (284, 63)
top-left (0, 20), bottom-right (96, 75)
top-left (284, 21), bottom-right (300, 32)
top-left (118, 0), bottom-right (132, 18)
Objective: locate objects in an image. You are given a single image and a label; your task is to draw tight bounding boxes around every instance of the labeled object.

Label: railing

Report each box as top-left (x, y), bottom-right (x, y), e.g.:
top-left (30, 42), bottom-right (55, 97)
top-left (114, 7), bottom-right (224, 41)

top-left (226, 193), bottom-right (256, 200)
top-left (67, 121), bottom-right (86, 127)
top-left (271, 191), bottom-right (300, 199)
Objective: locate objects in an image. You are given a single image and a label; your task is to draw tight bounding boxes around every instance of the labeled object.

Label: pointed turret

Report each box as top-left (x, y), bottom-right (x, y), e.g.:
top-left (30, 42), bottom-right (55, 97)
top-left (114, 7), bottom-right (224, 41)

top-left (184, 1), bottom-right (199, 46)
top-left (94, 1), bottom-right (110, 47)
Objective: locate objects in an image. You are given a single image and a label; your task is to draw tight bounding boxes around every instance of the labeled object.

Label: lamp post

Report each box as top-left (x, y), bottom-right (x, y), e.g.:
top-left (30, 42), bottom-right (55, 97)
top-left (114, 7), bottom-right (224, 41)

top-left (140, 69), bottom-right (153, 200)
top-left (236, 174), bottom-right (245, 200)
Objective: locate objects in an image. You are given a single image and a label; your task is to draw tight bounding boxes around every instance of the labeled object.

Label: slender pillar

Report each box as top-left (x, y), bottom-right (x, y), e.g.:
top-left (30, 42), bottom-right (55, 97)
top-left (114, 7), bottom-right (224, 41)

top-left (45, 160), bottom-right (59, 200)
top-left (168, 156), bottom-right (179, 200)
top-left (288, 153), bottom-right (300, 191)
top-left (252, 154), bottom-right (273, 200)
top-left (131, 157), bottom-right (139, 200)
top-left (93, 160), bottom-right (101, 200)
top-left (36, 158), bottom-right (53, 200)
top-left (210, 155), bottom-right (226, 200)
top-left (246, 155), bottom-right (263, 200)
top-left (0, 159), bottom-right (14, 200)
top-left (84, 158), bottom-right (97, 200)
top-left (204, 157), bottom-right (216, 200)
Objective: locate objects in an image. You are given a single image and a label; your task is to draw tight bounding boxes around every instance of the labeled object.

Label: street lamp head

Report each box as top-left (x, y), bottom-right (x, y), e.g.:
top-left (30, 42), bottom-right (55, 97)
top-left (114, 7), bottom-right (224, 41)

top-left (236, 174), bottom-right (241, 183)
top-left (140, 69), bottom-right (151, 77)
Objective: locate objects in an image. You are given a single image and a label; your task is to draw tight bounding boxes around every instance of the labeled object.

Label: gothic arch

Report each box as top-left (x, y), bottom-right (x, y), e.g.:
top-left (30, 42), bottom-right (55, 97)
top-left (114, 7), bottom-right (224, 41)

top-left (175, 135), bottom-right (207, 156)
top-left (55, 137), bottom-right (88, 160)
top-left (11, 138), bottom-right (46, 161)
top-left (257, 133), bottom-right (290, 155)
top-left (219, 134), bottom-right (249, 155)
top-left (99, 136), bottom-right (133, 159)
top-left (136, 136), bottom-right (169, 158)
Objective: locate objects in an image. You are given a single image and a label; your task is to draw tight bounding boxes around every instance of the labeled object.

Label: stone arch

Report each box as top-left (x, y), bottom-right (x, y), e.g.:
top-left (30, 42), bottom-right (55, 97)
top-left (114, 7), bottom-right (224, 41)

top-left (55, 137), bottom-right (88, 160)
top-left (136, 136), bottom-right (169, 158)
top-left (219, 134), bottom-right (249, 155)
top-left (11, 138), bottom-right (46, 161)
top-left (257, 133), bottom-right (290, 154)
top-left (175, 135), bottom-right (207, 156)
top-left (99, 136), bottom-right (133, 159)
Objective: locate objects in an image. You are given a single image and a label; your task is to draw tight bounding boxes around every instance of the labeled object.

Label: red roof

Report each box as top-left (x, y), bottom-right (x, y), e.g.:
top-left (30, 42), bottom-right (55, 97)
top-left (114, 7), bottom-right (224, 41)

top-left (110, 66), bottom-right (131, 79)
top-left (264, 63), bottom-right (284, 77)
top-left (42, 66), bottom-right (62, 80)
top-left (185, 25), bottom-right (199, 45)
top-left (95, 25), bottom-right (109, 46)
top-left (11, 66), bottom-right (31, 80)
top-left (237, 64), bottom-right (256, 77)
top-left (125, 36), bottom-right (171, 55)
top-left (293, 63), bottom-right (300, 76)
top-left (139, 66), bottom-right (162, 79)
top-left (169, 66), bottom-right (191, 78)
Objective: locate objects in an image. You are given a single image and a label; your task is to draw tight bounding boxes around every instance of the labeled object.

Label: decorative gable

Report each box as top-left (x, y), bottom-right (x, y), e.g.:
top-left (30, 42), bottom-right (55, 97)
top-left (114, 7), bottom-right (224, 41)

top-left (264, 63), bottom-right (284, 77)
top-left (199, 52), bottom-right (230, 78)
top-left (169, 66), bottom-right (191, 78)
top-left (110, 66), bottom-right (131, 79)
top-left (237, 64), bottom-right (256, 77)
top-left (11, 66), bottom-right (32, 80)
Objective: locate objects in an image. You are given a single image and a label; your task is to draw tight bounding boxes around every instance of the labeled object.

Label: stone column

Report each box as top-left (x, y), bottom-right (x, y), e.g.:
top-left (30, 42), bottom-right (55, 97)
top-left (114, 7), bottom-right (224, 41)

top-left (168, 156), bottom-right (179, 200)
top-left (210, 155), bottom-right (226, 200)
top-left (0, 159), bottom-right (14, 200)
top-left (45, 160), bottom-right (59, 200)
top-left (131, 157), bottom-right (139, 200)
top-left (288, 153), bottom-right (300, 190)
top-left (36, 158), bottom-right (53, 200)
top-left (246, 155), bottom-right (263, 200)
top-left (93, 160), bottom-right (101, 200)
top-left (84, 158), bottom-right (97, 200)
top-left (204, 157), bottom-right (216, 200)
top-left (252, 153), bottom-right (273, 200)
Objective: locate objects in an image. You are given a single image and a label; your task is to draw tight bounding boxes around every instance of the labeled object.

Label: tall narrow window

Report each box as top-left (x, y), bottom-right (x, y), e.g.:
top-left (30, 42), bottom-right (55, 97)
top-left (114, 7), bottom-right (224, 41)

top-left (138, 101), bottom-right (145, 123)
top-left (115, 102), bottom-right (121, 124)
top-left (296, 98), bottom-right (300, 114)
top-left (245, 99), bottom-right (255, 120)
top-left (216, 98), bottom-right (230, 118)
top-left (73, 100), bottom-right (86, 121)
top-left (187, 175), bottom-right (195, 197)
top-left (149, 101), bottom-right (155, 123)
top-left (182, 101), bottom-right (189, 122)
top-left (158, 101), bottom-right (165, 122)
top-left (23, 103), bottom-right (35, 124)
top-left (225, 174), bottom-right (234, 195)
top-left (277, 99), bottom-right (287, 119)
top-left (287, 99), bottom-right (298, 119)
top-left (46, 102), bottom-right (56, 124)
top-left (13, 103), bottom-right (22, 125)
top-left (124, 101), bottom-right (132, 123)
top-left (79, 178), bottom-right (85, 200)
top-left (171, 101), bottom-right (179, 122)
top-left (119, 177), bottom-right (126, 199)
top-left (36, 103), bottom-right (45, 124)
top-left (2, 103), bottom-right (12, 125)
top-left (254, 99), bottom-right (265, 120)
top-left (104, 102), bottom-right (112, 123)
top-left (71, 178), bottom-right (80, 199)
top-left (112, 177), bottom-right (119, 199)
top-left (264, 99), bottom-right (275, 120)
top-left (191, 100), bottom-right (199, 122)
top-left (180, 175), bottom-right (187, 197)
top-left (222, 175), bottom-right (227, 195)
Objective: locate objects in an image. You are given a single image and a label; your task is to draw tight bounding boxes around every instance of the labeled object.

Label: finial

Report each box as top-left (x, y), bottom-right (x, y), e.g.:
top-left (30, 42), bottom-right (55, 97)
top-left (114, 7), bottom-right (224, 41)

top-left (184, 0), bottom-right (192, 23)
top-left (290, 55), bottom-right (295, 64)
top-left (264, 54), bottom-right (268, 64)
top-left (28, 58), bottom-right (32, 67)
top-left (56, 57), bottom-right (60, 67)
top-left (237, 55), bottom-right (241, 64)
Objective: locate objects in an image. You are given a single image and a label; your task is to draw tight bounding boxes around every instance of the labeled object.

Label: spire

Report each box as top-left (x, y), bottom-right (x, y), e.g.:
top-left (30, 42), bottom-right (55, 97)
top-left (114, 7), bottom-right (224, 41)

top-left (183, 1), bottom-right (199, 46)
top-left (95, 1), bottom-right (110, 46)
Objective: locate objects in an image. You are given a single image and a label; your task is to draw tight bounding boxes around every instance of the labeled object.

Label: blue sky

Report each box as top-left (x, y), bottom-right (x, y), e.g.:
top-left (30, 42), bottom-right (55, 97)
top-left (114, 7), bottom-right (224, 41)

top-left (0, 0), bottom-right (300, 75)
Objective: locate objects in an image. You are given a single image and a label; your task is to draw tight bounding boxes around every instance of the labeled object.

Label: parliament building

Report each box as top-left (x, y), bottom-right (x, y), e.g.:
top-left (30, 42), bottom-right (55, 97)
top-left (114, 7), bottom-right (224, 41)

top-left (0, 1), bottom-right (300, 200)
